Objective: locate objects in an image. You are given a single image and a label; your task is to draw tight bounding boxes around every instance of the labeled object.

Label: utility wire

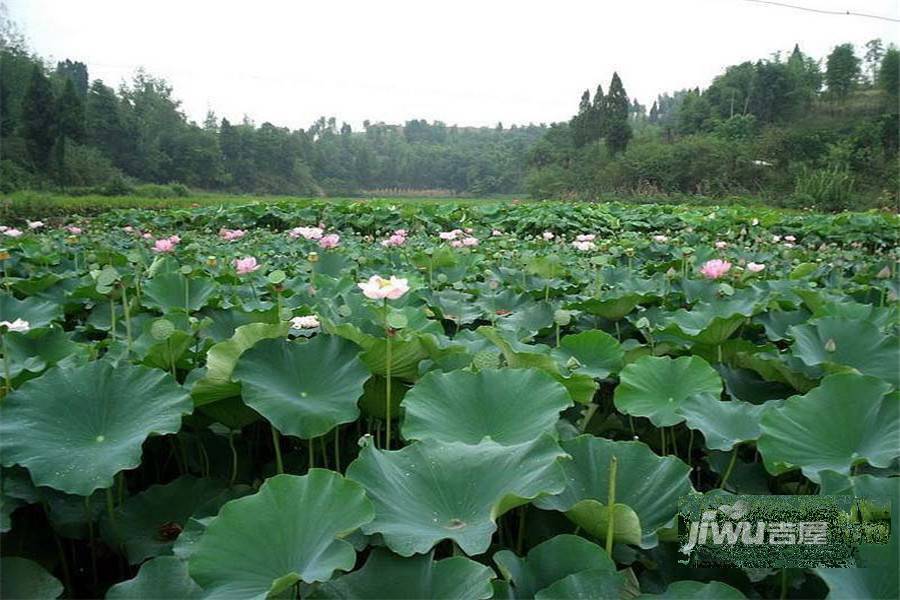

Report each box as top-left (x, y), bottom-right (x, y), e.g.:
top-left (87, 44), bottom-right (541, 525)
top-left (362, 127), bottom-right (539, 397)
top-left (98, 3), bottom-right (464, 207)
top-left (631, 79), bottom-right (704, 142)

top-left (739, 0), bottom-right (900, 23)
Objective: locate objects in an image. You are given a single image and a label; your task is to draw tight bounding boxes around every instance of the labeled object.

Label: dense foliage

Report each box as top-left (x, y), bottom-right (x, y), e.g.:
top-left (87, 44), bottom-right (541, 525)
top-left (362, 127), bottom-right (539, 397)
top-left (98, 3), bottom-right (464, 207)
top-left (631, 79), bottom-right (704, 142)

top-left (527, 43), bottom-right (899, 209)
top-left (0, 199), bottom-right (897, 598)
top-left (1, 12), bottom-right (897, 208)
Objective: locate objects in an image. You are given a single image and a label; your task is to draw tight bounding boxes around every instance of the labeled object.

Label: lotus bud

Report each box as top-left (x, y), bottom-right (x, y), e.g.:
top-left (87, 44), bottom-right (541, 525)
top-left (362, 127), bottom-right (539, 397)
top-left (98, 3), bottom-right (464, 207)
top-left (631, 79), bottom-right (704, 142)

top-left (877, 266), bottom-right (891, 279)
top-left (824, 338), bottom-right (836, 352)
top-left (0, 250), bottom-right (9, 261)
top-left (308, 252), bottom-right (319, 263)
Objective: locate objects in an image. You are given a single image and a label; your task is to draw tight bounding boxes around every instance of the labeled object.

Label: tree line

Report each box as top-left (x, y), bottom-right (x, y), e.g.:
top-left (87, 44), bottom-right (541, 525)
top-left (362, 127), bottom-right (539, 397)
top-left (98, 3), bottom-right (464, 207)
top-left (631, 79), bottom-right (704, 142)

top-left (527, 40), bottom-right (898, 210)
top-left (1, 12), bottom-right (897, 209)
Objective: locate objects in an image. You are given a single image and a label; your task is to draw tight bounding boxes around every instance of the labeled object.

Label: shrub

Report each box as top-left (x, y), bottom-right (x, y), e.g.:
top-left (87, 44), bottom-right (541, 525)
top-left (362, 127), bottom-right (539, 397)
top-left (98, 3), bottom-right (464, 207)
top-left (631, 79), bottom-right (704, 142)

top-left (792, 167), bottom-right (856, 212)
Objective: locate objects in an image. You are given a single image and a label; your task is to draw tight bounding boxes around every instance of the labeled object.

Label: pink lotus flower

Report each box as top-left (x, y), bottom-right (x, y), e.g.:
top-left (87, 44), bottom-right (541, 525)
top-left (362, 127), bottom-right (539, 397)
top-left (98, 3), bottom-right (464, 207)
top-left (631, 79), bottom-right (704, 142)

top-left (4, 228), bottom-right (23, 238)
top-left (576, 234), bottom-right (596, 242)
top-left (450, 240), bottom-right (463, 248)
top-left (358, 275), bottom-right (410, 300)
top-left (288, 226), bottom-right (324, 240)
top-left (439, 229), bottom-right (462, 241)
top-left (461, 236), bottom-right (479, 247)
top-left (66, 226), bottom-right (82, 235)
top-left (381, 233), bottom-right (407, 247)
top-left (715, 241), bottom-right (727, 249)
top-left (772, 235), bottom-right (782, 243)
top-left (234, 256), bottom-right (260, 275)
top-left (653, 235), bottom-right (669, 243)
top-left (699, 259), bottom-right (732, 279)
top-left (290, 315), bottom-right (320, 329)
top-left (784, 235), bottom-right (796, 242)
top-left (747, 262), bottom-right (766, 273)
top-left (318, 234), bottom-right (340, 249)
top-left (123, 226), bottom-right (134, 233)
top-left (394, 229), bottom-right (408, 237)
top-left (142, 232), bottom-right (154, 240)
top-left (152, 239), bottom-right (175, 253)
top-left (27, 220), bottom-right (44, 229)
top-left (0, 226), bottom-right (8, 232)
top-left (0, 318), bottom-right (30, 333)
top-left (219, 228), bottom-right (246, 241)
top-left (572, 240), bottom-right (596, 251)
top-left (492, 229), bottom-right (503, 237)
top-left (542, 231), bottom-right (555, 241)
top-left (167, 235), bottom-right (181, 244)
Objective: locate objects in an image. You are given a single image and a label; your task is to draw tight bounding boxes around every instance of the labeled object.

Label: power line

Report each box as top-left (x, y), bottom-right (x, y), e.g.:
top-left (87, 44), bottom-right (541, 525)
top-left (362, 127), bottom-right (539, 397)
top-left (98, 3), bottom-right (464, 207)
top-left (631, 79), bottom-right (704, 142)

top-left (739, 0), bottom-right (900, 23)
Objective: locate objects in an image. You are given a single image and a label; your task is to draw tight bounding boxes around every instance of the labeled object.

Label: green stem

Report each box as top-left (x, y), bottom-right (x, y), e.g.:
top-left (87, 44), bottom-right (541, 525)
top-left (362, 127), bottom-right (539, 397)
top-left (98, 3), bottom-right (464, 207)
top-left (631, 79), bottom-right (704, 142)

top-left (686, 429), bottom-right (694, 466)
top-left (109, 296), bottom-right (117, 340)
top-left (308, 437), bottom-right (315, 471)
top-left (516, 506), bottom-right (527, 555)
top-left (85, 496), bottom-right (98, 586)
top-left (334, 427), bottom-right (341, 472)
top-left (385, 322), bottom-right (393, 451)
top-left (605, 456), bottom-right (618, 556)
top-left (2, 333), bottom-right (10, 395)
top-left (271, 425), bottom-right (284, 475)
top-left (670, 427), bottom-right (679, 457)
top-left (121, 284), bottom-right (132, 355)
top-left (228, 431), bottom-right (238, 486)
top-left (580, 404), bottom-right (598, 433)
top-left (718, 445), bottom-right (739, 490)
top-left (780, 568), bottom-right (788, 599)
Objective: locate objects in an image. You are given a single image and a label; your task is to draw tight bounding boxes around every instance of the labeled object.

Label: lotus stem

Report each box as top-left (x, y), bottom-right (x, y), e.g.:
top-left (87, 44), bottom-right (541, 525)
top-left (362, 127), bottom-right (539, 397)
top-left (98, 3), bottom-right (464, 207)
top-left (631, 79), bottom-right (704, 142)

top-left (516, 506), bottom-right (527, 555)
top-left (121, 283), bottom-right (132, 355)
top-left (670, 427), bottom-right (679, 456)
top-left (271, 425), bottom-right (284, 475)
top-left (718, 445), bottom-right (739, 490)
top-left (84, 496), bottom-right (98, 586)
top-left (2, 332), bottom-right (10, 395)
top-left (308, 437), bottom-right (315, 471)
top-left (606, 456), bottom-right (618, 556)
top-left (109, 297), bottom-right (117, 340)
top-left (686, 429), bottom-right (694, 467)
top-left (385, 315), bottom-right (393, 450)
top-left (334, 428), bottom-right (341, 472)
top-left (228, 431), bottom-right (238, 486)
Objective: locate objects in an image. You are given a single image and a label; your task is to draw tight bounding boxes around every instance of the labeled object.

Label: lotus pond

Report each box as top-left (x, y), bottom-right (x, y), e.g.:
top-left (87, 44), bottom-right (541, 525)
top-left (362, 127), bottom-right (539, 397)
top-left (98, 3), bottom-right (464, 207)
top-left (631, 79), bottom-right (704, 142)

top-left (0, 199), bottom-right (897, 599)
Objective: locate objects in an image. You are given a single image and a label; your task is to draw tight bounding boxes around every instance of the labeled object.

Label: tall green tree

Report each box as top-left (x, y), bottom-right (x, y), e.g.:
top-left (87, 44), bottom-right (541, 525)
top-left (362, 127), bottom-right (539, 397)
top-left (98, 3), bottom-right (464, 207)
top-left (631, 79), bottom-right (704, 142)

top-left (864, 39), bottom-right (884, 85)
top-left (85, 80), bottom-right (126, 162)
top-left (55, 59), bottom-right (88, 96)
top-left (57, 77), bottom-right (85, 143)
top-left (604, 72), bottom-right (631, 154)
top-left (21, 64), bottom-right (57, 169)
top-left (571, 89), bottom-right (592, 147)
top-left (880, 46), bottom-right (899, 100)
top-left (589, 83), bottom-right (606, 141)
top-left (825, 43), bottom-right (860, 99)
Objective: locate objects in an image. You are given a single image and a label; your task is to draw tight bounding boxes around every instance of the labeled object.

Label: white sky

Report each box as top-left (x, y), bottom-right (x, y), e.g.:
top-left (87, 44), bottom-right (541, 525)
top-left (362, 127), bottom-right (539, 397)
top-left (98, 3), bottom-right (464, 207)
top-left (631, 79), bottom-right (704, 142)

top-left (7, 0), bottom-right (899, 130)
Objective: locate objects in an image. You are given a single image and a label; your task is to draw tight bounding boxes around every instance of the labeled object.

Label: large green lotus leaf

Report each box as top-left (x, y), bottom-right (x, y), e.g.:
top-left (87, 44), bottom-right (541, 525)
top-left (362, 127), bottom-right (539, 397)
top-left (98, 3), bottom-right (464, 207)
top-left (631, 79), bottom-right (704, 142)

top-left (493, 534), bottom-right (619, 599)
top-left (535, 436), bottom-right (693, 548)
top-left (789, 317), bottom-right (899, 389)
top-left (661, 290), bottom-right (762, 345)
top-left (714, 364), bottom-right (793, 404)
top-left (754, 309), bottom-right (811, 342)
top-left (613, 356), bottom-right (722, 427)
top-left (0, 293), bottom-right (62, 329)
top-left (552, 330), bottom-right (625, 380)
top-left (234, 335), bottom-right (368, 439)
top-left (758, 374), bottom-right (898, 482)
top-left (401, 368), bottom-right (571, 445)
top-left (189, 471), bottom-right (374, 599)
top-left (570, 293), bottom-right (645, 320)
top-left (106, 556), bottom-right (202, 599)
top-left (191, 322), bottom-right (289, 406)
top-left (142, 272), bottom-right (216, 313)
top-left (676, 394), bottom-right (773, 451)
top-left (638, 580), bottom-right (745, 598)
top-left (346, 437), bottom-right (568, 556)
top-left (534, 567), bottom-right (633, 600)
top-left (0, 557), bottom-right (63, 600)
top-left (0, 362), bottom-right (191, 495)
top-left (478, 326), bottom-right (597, 404)
top-left (310, 548), bottom-right (495, 600)
top-left (426, 289), bottom-right (484, 325)
top-left (100, 476), bottom-right (232, 564)
top-left (4, 326), bottom-right (88, 378)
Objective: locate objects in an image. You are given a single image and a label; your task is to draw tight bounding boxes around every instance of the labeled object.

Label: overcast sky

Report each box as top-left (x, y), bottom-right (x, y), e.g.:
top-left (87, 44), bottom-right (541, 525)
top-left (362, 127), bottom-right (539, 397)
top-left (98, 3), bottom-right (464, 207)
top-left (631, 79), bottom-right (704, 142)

top-left (7, 0), bottom-right (898, 130)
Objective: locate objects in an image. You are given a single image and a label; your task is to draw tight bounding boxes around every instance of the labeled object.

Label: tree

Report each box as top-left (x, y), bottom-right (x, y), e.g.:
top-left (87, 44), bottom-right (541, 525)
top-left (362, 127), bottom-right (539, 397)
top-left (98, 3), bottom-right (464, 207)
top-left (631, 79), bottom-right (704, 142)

top-left (589, 83), bottom-right (606, 140)
top-left (57, 77), bottom-right (85, 143)
top-left (864, 39), bottom-right (884, 85)
top-left (880, 46), bottom-right (899, 101)
top-left (648, 100), bottom-right (659, 124)
top-left (55, 59), bottom-right (88, 96)
top-left (825, 43), bottom-right (860, 99)
top-left (85, 80), bottom-right (126, 163)
top-left (21, 64), bottom-right (57, 169)
top-left (604, 72), bottom-right (632, 154)
top-left (571, 89), bottom-right (592, 147)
